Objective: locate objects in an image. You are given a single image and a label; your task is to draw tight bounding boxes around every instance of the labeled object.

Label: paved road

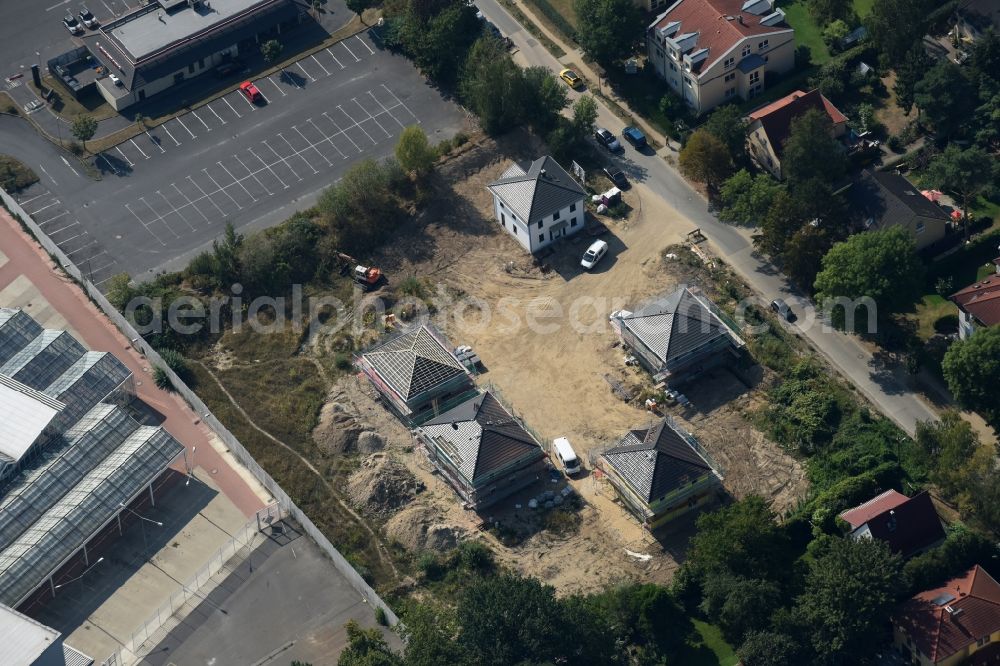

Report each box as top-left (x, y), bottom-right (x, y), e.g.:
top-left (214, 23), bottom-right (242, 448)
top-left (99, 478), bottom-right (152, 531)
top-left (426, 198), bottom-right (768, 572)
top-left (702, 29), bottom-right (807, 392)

top-left (478, 0), bottom-right (939, 436)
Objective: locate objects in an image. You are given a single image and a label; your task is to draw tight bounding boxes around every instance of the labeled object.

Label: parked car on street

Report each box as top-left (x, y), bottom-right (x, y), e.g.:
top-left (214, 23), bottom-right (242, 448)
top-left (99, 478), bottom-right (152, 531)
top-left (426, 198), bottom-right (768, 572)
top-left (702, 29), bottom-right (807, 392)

top-left (62, 14), bottom-right (83, 34)
top-left (559, 68), bottom-right (582, 88)
top-left (594, 127), bottom-right (622, 152)
top-left (239, 81), bottom-right (263, 104)
top-left (603, 166), bottom-right (628, 188)
top-left (770, 298), bottom-right (796, 322)
top-left (622, 126), bottom-right (647, 149)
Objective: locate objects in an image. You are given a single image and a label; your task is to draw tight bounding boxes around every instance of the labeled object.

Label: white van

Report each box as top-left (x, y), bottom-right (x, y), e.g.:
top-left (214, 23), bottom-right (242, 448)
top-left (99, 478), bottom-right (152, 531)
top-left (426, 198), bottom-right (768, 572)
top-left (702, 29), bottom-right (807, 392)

top-left (580, 240), bottom-right (608, 270)
top-left (553, 437), bottom-right (582, 475)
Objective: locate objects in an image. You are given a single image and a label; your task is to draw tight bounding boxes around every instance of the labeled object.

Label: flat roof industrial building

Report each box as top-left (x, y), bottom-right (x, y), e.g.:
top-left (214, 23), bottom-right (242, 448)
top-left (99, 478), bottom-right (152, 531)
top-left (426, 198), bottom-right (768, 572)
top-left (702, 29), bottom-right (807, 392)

top-left (0, 308), bottom-right (185, 619)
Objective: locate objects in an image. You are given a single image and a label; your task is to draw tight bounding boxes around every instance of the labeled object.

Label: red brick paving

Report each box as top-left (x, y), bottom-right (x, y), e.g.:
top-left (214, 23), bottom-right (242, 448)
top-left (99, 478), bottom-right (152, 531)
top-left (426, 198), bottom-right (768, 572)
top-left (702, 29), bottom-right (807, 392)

top-left (0, 209), bottom-right (267, 518)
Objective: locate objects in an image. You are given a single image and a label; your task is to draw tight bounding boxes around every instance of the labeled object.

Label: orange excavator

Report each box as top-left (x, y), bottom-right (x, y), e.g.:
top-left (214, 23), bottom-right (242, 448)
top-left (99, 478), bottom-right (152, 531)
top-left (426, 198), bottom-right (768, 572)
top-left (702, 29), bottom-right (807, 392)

top-left (352, 265), bottom-right (383, 291)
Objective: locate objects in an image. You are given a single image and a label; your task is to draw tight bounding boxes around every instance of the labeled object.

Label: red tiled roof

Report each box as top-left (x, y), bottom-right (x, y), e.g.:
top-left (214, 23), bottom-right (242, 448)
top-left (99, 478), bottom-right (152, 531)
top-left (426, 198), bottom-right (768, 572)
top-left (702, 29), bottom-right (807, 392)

top-left (896, 566), bottom-right (1000, 663)
top-left (747, 89), bottom-right (847, 152)
top-left (839, 489), bottom-right (908, 529)
top-left (952, 274), bottom-right (1000, 327)
top-left (651, 0), bottom-right (790, 75)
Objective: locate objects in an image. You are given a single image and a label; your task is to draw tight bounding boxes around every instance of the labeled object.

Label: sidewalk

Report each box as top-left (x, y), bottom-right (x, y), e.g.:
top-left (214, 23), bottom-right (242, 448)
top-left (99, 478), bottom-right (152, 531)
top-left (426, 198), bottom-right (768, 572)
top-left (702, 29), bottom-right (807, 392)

top-left (0, 207), bottom-right (271, 517)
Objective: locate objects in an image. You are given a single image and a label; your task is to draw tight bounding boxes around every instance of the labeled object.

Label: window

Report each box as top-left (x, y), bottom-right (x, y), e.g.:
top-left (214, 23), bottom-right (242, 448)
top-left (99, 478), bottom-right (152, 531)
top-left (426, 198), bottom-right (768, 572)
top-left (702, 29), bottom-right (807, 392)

top-left (570, 218), bottom-right (577, 227)
top-left (725, 87), bottom-right (736, 98)
top-left (499, 200), bottom-right (504, 209)
top-left (724, 56), bottom-right (735, 69)
top-left (741, 44), bottom-right (751, 57)
top-left (553, 210), bottom-right (560, 220)
top-left (570, 203), bottom-right (576, 213)
top-left (915, 221), bottom-right (925, 234)
top-left (537, 219), bottom-right (544, 228)
top-left (538, 234), bottom-right (544, 243)
top-left (669, 63), bottom-right (677, 72)
top-left (758, 39), bottom-right (768, 50)
top-left (513, 226), bottom-right (517, 235)
top-left (685, 78), bottom-right (693, 87)
top-left (978, 636), bottom-right (992, 647)
top-left (501, 213), bottom-right (506, 226)
top-left (198, 58), bottom-right (205, 69)
top-left (188, 63), bottom-right (195, 74)
top-left (725, 72), bottom-right (735, 82)
top-left (749, 71), bottom-right (760, 84)
top-left (764, 55), bottom-right (769, 63)
top-left (670, 49), bottom-right (678, 60)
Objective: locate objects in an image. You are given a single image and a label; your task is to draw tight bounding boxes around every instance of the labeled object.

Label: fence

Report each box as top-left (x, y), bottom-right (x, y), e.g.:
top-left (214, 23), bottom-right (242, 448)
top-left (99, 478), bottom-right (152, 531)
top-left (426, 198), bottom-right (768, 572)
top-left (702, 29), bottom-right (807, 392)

top-left (0, 187), bottom-right (400, 662)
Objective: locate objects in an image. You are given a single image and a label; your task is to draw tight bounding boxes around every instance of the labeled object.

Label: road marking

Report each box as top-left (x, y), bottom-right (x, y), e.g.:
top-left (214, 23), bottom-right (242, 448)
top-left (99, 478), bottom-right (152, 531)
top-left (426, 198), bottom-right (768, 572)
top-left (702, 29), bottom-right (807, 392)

top-left (130, 138), bottom-right (150, 159)
top-left (173, 182), bottom-right (209, 222)
top-left (337, 105), bottom-right (376, 144)
top-left (100, 0), bottom-right (114, 16)
top-left (217, 161), bottom-right (256, 202)
top-left (253, 86), bottom-right (269, 105)
top-left (49, 220), bottom-right (79, 235)
top-left (262, 140), bottom-right (302, 181)
top-left (221, 96), bottom-right (243, 118)
top-left (18, 194), bottom-right (43, 206)
top-left (45, 0), bottom-right (71, 11)
top-left (355, 35), bottom-right (375, 55)
top-left (66, 240), bottom-right (100, 258)
top-left (206, 104), bottom-right (226, 125)
top-left (115, 146), bottom-right (134, 167)
top-left (341, 40), bottom-right (361, 63)
top-left (38, 165), bottom-right (58, 186)
top-left (296, 61), bottom-right (315, 83)
top-left (325, 47), bottom-right (345, 70)
top-left (308, 118), bottom-right (347, 159)
top-left (239, 89), bottom-right (256, 109)
top-left (60, 155), bottom-right (81, 177)
top-left (159, 190), bottom-right (195, 230)
top-left (191, 109), bottom-right (211, 131)
top-left (234, 154), bottom-right (273, 196)
top-left (144, 130), bottom-right (166, 153)
top-left (353, 98), bottom-right (391, 137)
top-left (175, 116), bottom-right (196, 139)
top-left (278, 133), bottom-right (318, 174)
top-left (30, 199), bottom-right (62, 215)
top-left (187, 175), bottom-right (226, 216)
top-left (161, 123), bottom-right (181, 146)
top-left (323, 112), bottom-right (362, 153)
top-left (125, 203), bottom-right (167, 246)
top-left (140, 196), bottom-right (179, 237)
top-left (310, 54), bottom-right (331, 76)
top-left (39, 210), bottom-right (69, 225)
top-left (368, 90), bottom-right (405, 128)
top-left (249, 148), bottom-right (288, 190)
top-left (266, 76), bottom-right (286, 97)
top-left (97, 153), bottom-right (123, 176)
top-left (294, 125), bottom-right (331, 166)
top-left (56, 232), bottom-right (84, 245)
top-left (380, 84), bottom-right (420, 122)
top-left (202, 168), bottom-right (242, 209)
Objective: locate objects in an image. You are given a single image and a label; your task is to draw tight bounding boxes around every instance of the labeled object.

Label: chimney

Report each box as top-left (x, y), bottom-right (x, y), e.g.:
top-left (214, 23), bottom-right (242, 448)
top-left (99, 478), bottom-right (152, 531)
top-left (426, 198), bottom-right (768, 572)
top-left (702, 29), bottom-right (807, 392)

top-left (737, 15), bottom-right (744, 25)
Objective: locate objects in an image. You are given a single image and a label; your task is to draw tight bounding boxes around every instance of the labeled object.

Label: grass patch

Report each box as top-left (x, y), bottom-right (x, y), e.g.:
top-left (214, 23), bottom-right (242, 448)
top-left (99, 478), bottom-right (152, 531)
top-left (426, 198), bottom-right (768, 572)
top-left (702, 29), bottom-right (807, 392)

top-left (778, 0), bottom-right (831, 64)
top-left (912, 294), bottom-right (958, 341)
top-left (524, 0), bottom-right (578, 45)
top-left (853, 0), bottom-right (874, 17)
top-left (676, 619), bottom-right (739, 666)
top-left (30, 76), bottom-right (117, 122)
top-left (499, 0), bottom-right (566, 57)
top-left (0, 154), bottom-right (39, 192)
top-left (603, 68), bottom-right (681, 137)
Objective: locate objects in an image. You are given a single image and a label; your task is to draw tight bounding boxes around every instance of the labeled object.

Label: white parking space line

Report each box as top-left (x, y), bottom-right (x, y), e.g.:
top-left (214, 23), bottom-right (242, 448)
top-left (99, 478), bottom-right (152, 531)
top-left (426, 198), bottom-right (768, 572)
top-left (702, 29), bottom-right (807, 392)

top-left (202, 168), bottom-right (242, 210)
top-left (191, 109), bottom-right (212, 131)
top-left (326, 47), bottom-right (345, 70)
top-left (266, 76), bottom-right (286, 97)
top-left (158, 190), bottom-right (195, 231)
top-left (129, 138), bottom-right (150, 160)
top-left (235, 154), bottom-right (273, 196)
top-left (341, 41), bottom-right (361, 63)
top-left (294, 126), bottom-right (332, 167)
top-left (124, 203), bottom-right (167, 246)
top-left (49, 220), bottom-right (79, 235)
top-left (161, 123), bottom-right (181, 146)
top-left (30, 199), bottom-right (61, 215)
top-left (353, 98), bottom-right (391, 137)
top-left (217, 161), bottom-right (257, 202)
top-left (216, 96), bottom-right (240, 119)
top-left (368, 90), bottom-right (405, 129)
top-left (206, 104), bottom-right (227, 125)
top-left (308, 118), bottom-right (347, 159)
top-left (39, 210), bottom-right (69, 225)
top-left (66, 240), bottom-right (100, 259)
top-left (144, 130), bottom-right (167, 153)
top-left (18, 194), bottom-right (43, 206)
top-left (175, 116), bottom-right (197, 139)
top-left (355, 35), bottom-right (375, 55)
top-left (310, 54), bottom-right (331, 76)
top-left (262, 140), bottom-right (302, 181)
top-left (173, 183), bottom-right (209, 223)
top-left (296, 61), bottom-right (316, 83)
top-left (323, 112), bottom-right (363, 152)
top-left (115, 146), bottom-right (134, 168)
top-left (249, 148), bottom-right (289, 190)
top-left (279, 133), bottom-right (318, 175)
top-left (100, 0), bottom-right (114, 16)
top-left (239, 89), bottom-right (257, 109)
top-left (53, 232), bottom-right (84, 246)
top-left (254, 87), bottom-right (269, 104)
top-left (381, 84), bottom-right (420, 122)
top-left (187, 175), bottom-right (226, 216)
top-left (140, 196), bottom-right (180, 237)
top-left (337, 105), bottom-right (376, 145)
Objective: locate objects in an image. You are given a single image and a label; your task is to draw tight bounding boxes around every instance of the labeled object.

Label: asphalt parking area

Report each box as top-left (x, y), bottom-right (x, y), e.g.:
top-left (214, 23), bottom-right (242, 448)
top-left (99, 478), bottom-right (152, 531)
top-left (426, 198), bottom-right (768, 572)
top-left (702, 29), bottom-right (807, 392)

top-left (46, 31), bottom-right (467, 281)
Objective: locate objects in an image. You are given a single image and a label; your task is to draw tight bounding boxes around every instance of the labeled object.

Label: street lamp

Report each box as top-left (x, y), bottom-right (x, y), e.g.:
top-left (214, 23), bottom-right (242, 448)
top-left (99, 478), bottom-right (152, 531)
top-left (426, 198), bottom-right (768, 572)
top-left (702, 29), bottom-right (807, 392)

top-left (119, 502), bottom-right (162, 553)
top-left (185, 446), bottom-right (197, 486)
top-left (54, 557), bottom-right (105, 590)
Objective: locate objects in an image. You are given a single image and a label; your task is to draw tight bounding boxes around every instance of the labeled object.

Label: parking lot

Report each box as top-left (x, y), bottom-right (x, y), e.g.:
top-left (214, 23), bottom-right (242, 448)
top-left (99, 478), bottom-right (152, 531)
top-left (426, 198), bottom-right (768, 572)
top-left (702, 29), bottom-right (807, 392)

top-left (6, 31), bottom-right (468, 285)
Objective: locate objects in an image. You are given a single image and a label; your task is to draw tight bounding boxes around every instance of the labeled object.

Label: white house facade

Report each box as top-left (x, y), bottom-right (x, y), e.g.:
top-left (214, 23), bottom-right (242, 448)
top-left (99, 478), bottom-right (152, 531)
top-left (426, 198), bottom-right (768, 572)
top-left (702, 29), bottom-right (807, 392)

top-left (487, 156), bottom-right (587, 254)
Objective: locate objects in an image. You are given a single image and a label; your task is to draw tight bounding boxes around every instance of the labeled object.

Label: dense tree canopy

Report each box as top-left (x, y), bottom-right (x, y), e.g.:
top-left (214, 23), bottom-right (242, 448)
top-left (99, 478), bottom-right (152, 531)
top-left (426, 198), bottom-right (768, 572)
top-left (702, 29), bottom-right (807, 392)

top-left (702, 104), bottom-right (749, 165)
top-left (781, 108), bottom-right (846, 184)
top-left (678, 130), bottom-right (732, 192)
top-left (914, 62), bottom-right (974, 138)
top-left (926, 145), bottom-right (996, 234)
top-left (574, 0), bottom-right (643, 64)
top-left (395, 125), bottom-right (437, 177)
top-left (942, 326), bottom-right (1000, 428)
top-left (719, 170), bottom-right (782, 227)
top-left (865, 0), bottom-right (931, 67)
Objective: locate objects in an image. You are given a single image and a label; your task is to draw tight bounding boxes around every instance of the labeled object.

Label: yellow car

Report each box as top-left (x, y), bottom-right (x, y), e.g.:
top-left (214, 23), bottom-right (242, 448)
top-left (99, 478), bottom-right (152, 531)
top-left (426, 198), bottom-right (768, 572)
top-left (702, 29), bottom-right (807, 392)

top-left (559, 68), bottom-right (582, 88)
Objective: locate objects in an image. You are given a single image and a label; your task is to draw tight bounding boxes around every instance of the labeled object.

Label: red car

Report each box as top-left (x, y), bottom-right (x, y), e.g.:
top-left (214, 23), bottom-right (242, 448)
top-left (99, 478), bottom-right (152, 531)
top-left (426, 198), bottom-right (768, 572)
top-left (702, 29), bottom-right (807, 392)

top-left (239, 81), bottom-right (262, 104)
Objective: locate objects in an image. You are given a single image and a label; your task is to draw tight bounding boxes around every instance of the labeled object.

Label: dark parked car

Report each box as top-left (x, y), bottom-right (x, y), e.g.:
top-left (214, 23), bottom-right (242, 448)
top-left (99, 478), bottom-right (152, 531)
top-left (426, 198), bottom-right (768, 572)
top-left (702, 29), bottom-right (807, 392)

top-left (622, 126), bottom-right (647, 148)
top-left (594, 127), bottom-right (622, 152)
top-left (603, 167), bottom-right (628, 188)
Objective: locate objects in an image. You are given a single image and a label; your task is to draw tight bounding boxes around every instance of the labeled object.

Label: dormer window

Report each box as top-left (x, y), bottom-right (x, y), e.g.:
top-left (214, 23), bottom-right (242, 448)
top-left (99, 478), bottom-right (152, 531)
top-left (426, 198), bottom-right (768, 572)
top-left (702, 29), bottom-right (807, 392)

top-left (741, 44), bottom-right (751, 57)
top-left (724, 56), bottom-right (735, 69)
top-left (670, 49), bottom-right (678, 60)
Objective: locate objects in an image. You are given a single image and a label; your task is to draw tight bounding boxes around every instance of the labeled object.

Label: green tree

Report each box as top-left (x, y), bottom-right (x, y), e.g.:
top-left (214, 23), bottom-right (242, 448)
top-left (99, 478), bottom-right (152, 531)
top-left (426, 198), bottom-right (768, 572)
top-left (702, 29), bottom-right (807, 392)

top-left (105, 273), bottom-right (136, 311)
top-left (522, 66), bottom-right (569, 134)
top-left (70, 114), bottom-right (98, 150)
top-left (915, 411), bottom-right (981, 498)
top-left (914, 61), bottom-right (973, 137)
top-left (718, 169), bottom-right (782, 226)
top-left (337, 620), bottom-right (404, 666)
top-left (781, 108), bottom-right (846, 184)
top-left (260, 39), bottom-right (283, 63)
top-left (700, 574), bottom-right (783, 641)
top-left (904, 524), bottom-right (998, 595)
top-left (926, 145), bottom-right (995, 239)
top-left (894, 44), bottom-right (932, 114)
top-left (317, 159), bottom-right (403, 254)
top-left (572, 94), bottom-right (599, 137)
top-left (403, 0), bottom-right (481, 88)
top-left (784, 224), bottom-right (835, 291)
top-left (702, 103), bottom-right (748, 164)
top-left (754, 188), bottom-right (805, 257)
top-left (574, 0), bottom-right (643, 64)
top-left (678, 129), bottom-right (732, 193)
top-left (402, 603), bottom-right (472, 666)
top-left (345, 0), bottom-right (375, 19)
top-left (795, 538), bottom-right (904, 665)
top-left (809, 0), bottom-right (854, 24)
top-left (211, 222), bottom-right (244, 287)
top-left (822, 19), bottom-right (850, 49)
top-left (395, 125), bottom-right (436, 177)
top-left (459, 36), bottom-right (526, 134)
top-left (737, 631), bottom-right (802, 666)
top-left (813, 227), bottom-right (924, 330)
top-left (942, 326), bottom-right (1000, 428)
top-left (865, 0), bottom-right (931, 67)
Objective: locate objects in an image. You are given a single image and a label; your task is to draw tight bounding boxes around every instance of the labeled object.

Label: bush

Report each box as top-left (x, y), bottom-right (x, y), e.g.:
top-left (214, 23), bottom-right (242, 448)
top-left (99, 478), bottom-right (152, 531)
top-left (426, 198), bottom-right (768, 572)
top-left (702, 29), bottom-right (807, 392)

top-left (0, 155), bottom-right (39, 193)
top-left (152, 366), bottom-right (173, 391)
top-left (158, 347), bottom-right (190, 381)
top-left (453, 131), bottom-right (469, 147)
top-left (457, 540), bottom-right (495, 572)
top-left (67, 141), bottom-right (83, 155)
top-left (375, 605), bottom-right (389, 626)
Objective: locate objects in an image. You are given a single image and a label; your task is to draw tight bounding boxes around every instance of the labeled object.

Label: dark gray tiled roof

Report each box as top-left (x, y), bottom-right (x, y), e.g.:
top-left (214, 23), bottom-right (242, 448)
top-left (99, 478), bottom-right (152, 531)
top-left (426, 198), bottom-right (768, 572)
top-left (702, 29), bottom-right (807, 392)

top-left (737, 53), bottom-right (766, 73)
top-left (422, 392), bottom-right (541, 482)
top-left (362, 325), bottom-right (467, 401)
top-left (487, 156), bottom-right (586, 224)
top-left (620, 287), bottom-right (729, 366)
top-left (847, 169), bottom-right (950, 230)
top-left (602, 418), bottom-right (713, 502)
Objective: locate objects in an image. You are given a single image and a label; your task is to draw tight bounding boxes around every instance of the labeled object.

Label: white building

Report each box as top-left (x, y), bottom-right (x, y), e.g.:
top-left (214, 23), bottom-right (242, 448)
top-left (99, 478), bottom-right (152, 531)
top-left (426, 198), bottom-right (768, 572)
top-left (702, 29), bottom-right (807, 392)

top-left (486, 156), bottom-right (587, 254)
top-left (646, 0), bottom-right (795, 114)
